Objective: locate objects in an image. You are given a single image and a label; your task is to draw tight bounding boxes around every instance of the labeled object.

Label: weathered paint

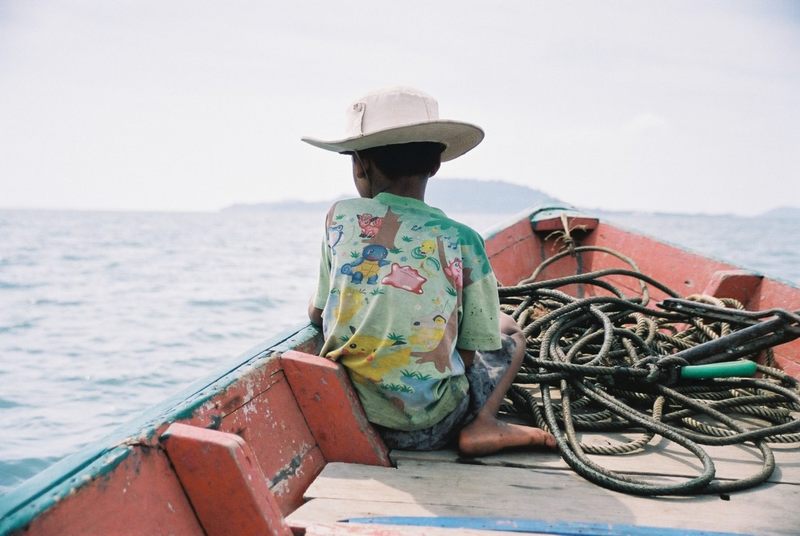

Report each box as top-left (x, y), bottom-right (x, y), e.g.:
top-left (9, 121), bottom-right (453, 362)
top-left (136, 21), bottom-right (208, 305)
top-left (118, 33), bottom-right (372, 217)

top-left (161, 423), bottom-right (291, 536)
top-left (217, 370), bottom-right (326, 513)
top-left (0, 447), bottom-right (132, 535)
top-left (0, 323), bottom-right (320, 535)
top-left (8, 446), bottom-right (203, 536)
top-left (484, 216), bottom-right (546, 286)
top-left (281, 350), bottom-right (392, 467)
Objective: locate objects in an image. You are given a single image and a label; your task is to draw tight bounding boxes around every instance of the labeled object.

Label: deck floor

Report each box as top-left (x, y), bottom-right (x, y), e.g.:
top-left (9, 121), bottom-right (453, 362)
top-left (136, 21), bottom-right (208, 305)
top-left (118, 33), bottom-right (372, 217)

top-left (287, 435), bottom-right (800, 535)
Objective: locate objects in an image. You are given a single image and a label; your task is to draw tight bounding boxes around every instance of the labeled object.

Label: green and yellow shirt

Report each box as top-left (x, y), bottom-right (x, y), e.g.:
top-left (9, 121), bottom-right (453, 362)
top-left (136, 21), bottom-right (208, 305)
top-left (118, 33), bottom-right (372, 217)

top-left (313, 193), bottom-right (502, 431)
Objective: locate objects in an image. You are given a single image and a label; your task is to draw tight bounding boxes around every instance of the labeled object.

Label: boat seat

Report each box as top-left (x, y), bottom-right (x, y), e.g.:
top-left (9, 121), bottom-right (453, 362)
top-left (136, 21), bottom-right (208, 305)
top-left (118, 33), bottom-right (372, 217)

top-left (280, 350), bottom-right (391, 467)
top-left (162, 423), bottom-right (292, 535)
top-left (702, 269), bottom-right (763, 306)
top-left (159, 350), bottom-right (391, 536)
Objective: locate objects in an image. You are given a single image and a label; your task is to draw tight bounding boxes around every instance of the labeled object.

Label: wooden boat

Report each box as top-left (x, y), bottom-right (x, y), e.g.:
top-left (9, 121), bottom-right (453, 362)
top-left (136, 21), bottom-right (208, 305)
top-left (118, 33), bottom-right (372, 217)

top-left (1, 207), bottom-right (798, 536)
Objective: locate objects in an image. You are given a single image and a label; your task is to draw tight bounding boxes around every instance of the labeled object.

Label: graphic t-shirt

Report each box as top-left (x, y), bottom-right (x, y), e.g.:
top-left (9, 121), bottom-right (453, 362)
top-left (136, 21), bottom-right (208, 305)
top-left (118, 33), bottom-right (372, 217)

top-left (313, 193), bottom-right (502, 431)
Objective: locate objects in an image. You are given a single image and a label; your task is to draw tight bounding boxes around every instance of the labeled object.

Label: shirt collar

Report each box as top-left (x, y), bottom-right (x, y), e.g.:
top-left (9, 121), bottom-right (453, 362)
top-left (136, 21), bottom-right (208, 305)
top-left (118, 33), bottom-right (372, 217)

top-left (374, 192), bottom-right (445, 217)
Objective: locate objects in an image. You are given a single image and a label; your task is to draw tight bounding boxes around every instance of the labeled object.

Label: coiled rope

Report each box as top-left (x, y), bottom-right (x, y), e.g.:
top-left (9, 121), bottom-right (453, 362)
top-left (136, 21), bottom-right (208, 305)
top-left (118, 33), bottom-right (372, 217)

top-left (501, 247), bottom-right (800, 496)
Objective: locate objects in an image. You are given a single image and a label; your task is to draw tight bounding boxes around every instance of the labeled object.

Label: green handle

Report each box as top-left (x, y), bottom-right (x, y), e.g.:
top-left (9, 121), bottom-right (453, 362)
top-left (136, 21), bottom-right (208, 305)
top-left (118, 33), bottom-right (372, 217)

top-left (680, 360), bottom-right (757, 380)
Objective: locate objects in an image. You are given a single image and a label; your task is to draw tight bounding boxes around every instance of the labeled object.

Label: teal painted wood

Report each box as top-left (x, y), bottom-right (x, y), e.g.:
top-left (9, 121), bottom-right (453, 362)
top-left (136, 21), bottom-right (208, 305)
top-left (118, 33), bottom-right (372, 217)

top-left (528, 205), bottom-right (583, 223)
top-left (345, 516), bottom-right (750, 536)
top-left (0, 323), bottom-right (320, 535)
top-left (0, 448), bottom-right (132, 535)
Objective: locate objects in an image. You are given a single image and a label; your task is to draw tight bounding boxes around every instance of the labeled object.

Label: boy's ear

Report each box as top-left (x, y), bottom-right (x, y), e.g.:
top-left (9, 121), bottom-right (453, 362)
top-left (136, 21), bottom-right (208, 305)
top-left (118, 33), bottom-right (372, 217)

top-left (353, 156), bottom-right (370, 180)
top-left (352, 153), bottom-right (372, 179)
top-left (429, 160), bottom-right (441, 179)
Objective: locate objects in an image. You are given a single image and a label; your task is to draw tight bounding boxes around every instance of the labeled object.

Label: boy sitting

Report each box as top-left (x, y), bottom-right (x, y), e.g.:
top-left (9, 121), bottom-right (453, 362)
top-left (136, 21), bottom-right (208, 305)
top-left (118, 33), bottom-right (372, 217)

top-left (303, 87), bottom-right (555, 456)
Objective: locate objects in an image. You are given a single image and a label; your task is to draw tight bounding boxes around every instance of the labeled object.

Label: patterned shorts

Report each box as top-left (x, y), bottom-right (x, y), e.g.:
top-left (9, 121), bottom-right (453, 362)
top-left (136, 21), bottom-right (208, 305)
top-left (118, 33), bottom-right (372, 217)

top-left (374, 334), bottom-right (515, 451)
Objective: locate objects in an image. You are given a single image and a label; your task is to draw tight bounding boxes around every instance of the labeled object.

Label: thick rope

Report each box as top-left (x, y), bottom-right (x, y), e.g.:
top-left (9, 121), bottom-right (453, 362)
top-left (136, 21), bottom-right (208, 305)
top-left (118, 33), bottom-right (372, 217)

top-left (502, 260), bottom-right (800, 496)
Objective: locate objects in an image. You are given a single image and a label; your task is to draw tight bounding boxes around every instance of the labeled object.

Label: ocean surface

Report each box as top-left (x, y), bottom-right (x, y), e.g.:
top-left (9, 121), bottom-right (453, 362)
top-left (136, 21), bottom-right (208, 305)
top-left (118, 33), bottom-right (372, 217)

top-left (1, 208), bottom-right (798, 493)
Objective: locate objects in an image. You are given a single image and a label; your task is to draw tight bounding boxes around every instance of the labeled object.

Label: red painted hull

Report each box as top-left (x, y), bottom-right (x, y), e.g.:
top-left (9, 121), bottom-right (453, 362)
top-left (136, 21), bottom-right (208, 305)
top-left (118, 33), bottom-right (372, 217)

top-left (2, 210), bottom-right (798, 535)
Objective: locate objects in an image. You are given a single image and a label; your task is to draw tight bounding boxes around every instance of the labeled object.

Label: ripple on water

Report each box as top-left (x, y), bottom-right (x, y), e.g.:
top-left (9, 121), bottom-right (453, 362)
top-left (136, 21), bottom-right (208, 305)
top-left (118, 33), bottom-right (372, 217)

top-left (61, 254), bottom-right (99, 262)
top-left (0, 280), bottom-right (44, 290)
top-left (187, 296), bottom-right (277, 312)
top-left (0, 456), bottom-right (64, 492)
top-left (32, 298), bottom-right (85, 307)
top-left (0, 397), bottom-right (24, 409)
top-left (0, 320), bottom-right (37, 334)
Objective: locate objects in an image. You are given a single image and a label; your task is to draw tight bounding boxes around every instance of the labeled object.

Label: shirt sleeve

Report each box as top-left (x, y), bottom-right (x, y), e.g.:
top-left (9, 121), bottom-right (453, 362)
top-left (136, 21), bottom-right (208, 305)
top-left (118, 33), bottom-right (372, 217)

top-left (312, 206), bottom-right (336, 310)
top-left (456, 229), bottom-right (502, 351)
top-left (312, 236), bottom-right (332, 310)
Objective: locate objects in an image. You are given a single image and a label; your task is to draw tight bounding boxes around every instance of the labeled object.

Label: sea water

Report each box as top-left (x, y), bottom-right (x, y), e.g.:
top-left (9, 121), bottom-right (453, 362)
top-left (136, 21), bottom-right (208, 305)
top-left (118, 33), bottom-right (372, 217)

top-left (0, 208), bottom-right (798, 492)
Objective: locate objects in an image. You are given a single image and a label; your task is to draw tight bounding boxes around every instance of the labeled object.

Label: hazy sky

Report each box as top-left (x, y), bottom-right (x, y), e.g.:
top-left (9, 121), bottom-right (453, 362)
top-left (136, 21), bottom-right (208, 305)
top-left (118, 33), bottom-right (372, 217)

top-left (1, 1), bottom-right (798, 215)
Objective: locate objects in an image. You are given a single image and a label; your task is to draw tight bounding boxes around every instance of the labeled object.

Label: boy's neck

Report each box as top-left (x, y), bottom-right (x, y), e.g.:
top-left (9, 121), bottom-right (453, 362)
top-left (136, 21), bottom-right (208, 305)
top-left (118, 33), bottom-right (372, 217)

top-left (369, 174), bottom-right (428, 202)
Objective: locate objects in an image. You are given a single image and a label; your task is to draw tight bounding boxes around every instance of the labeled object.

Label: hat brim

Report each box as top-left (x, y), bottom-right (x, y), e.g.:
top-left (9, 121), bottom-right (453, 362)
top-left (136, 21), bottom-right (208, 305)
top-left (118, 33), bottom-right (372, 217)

top-left (301, 120), bottom-right (484, 162)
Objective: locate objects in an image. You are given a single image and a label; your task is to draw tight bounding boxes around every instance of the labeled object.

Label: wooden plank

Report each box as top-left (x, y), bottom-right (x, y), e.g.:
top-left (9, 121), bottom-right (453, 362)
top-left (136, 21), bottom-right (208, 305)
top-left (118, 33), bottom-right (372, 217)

top-left (301, 516), bottom-right (744, 536)
top-left (290, 498), bottom-right (541, 532)
top-left (290, 461), bottom-right (800, 535)
top-left (218, 371), bottom-right (326, 514)
top-left (701, 270), bottom-right (763, 306)
top-left (304, 521), bottom-right (524, 536)
top-left (390, 439), bottom-right (800, 485)
top-left (530, 215), bottom-right (599, 233)
top-left (161, 423), bottom-right (291, 536)
top-left (281, 350), bottom-right (391, 466)
top-left (150, 357), bottom-right (286, 445)
top-left (292, 498), bottom-right (760, 536)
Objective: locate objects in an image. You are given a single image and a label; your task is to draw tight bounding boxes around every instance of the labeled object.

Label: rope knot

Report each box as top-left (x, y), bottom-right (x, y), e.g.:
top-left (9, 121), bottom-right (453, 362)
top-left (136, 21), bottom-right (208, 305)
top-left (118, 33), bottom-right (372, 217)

top-left (637, 355), bottom-right (688, 385)
top-left (544, 213), bottom-right (587, 258)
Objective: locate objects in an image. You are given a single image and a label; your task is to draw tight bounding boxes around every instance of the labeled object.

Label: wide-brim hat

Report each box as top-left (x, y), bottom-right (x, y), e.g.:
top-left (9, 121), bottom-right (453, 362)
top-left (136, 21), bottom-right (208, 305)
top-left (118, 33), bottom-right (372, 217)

top-left (301, 86), bottom-right (484, 162)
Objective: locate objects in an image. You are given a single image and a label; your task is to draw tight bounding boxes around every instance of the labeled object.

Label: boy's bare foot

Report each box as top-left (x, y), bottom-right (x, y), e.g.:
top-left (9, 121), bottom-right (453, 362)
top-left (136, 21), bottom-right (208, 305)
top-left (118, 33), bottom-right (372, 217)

top-left (458, 415), bottom-right (557, 457)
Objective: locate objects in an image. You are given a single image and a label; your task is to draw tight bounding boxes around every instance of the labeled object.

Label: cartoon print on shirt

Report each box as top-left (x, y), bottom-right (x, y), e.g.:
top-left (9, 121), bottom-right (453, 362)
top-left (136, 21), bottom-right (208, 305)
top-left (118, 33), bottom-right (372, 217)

top-left (443, 235), bottom-right (459, 250)
top-left (366, 208), bottom-right (402, 250)
top-left (341, 244), bottom-right (389, 284)
top-left (443, 257), bottom-right (463, 290)
top-left (412, 307), bottom-right (458, 373)
top-left (319, 198), bottom-right (502, 429)
top-left (389, 369), bottom-right (436, 409)
top-left (381, 263), bottom-right (427, 294)
top-left (408, 314), bottom-right (447, 351)
top-left (357, 213), bottom-right (383, 238)
top-left (411, 239), bottom-right (441, 275)
top-left (329, 328), bottom-right (412, 382)
top-left (331, 287), bottom-right (366, 325)
top-left (327, 224), bottom-right (344, 254)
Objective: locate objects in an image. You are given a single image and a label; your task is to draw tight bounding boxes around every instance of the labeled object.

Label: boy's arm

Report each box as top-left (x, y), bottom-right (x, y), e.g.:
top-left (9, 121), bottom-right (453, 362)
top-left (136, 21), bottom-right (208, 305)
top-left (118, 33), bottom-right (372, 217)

top-left (458, 349), bottom-right (476, 368)
top-left (310, 206), bottom-right (336, 328)
top-left (308, 298), bottom-right (323, 327)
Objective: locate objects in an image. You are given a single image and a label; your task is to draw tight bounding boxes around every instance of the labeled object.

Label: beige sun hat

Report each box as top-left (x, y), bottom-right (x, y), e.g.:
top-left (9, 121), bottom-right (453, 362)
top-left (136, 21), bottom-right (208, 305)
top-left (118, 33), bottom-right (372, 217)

top-left (301, 86), bottom-right (484, 162)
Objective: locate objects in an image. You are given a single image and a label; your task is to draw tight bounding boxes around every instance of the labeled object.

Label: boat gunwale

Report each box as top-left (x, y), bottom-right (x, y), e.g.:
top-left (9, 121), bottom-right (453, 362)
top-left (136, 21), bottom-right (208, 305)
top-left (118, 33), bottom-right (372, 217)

top-left (0, 323), bottom-right (320, 533)
top-left (590, 212), bottom-right (800, 290)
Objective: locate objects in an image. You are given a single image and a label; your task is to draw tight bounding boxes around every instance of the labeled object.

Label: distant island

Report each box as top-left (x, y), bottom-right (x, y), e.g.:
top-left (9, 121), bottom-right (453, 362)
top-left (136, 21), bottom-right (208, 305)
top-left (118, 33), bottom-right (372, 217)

top-left (761, 206), bottom-right (800, 219)
top-left (223, 178), bottom-right (563, 214)
top-left (223, 179), bottom-right (798, 219)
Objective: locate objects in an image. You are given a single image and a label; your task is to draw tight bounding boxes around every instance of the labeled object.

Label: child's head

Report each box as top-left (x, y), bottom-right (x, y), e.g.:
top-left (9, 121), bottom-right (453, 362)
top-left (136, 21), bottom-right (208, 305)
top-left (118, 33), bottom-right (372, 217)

top-left (356, 142), bottom-right (444, 181)
top-left (303, 87), bottom-right (484, 198)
